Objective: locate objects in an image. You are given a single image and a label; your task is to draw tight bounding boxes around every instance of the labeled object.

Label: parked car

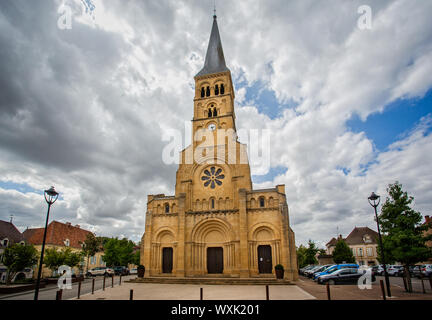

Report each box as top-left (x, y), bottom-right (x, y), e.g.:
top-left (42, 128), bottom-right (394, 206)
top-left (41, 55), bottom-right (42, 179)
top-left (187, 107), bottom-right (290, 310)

top-left (299, 265), bottom-right (316, 276)
top-left (421, 265), bottom-right (432, 277)
top-left (113, 266), bottom-right (129, 276)
top-left (130, 268), bottom-right (138, 275)
top-left (86, 267), bottom-right (114, 277)
top-left (410, 265), bottom-right (424, 278)
top-left (376, 264), bottom-right (392, 276)
top-left (387, 265), bottom-right (404, 277)
top-left (304, 266), bottom-right (322, 277)
top-left (317, 268), bottom-right (375, 285)
top-left (313, 264), bottom-right (359, 281)
top-left (309, 264), bottom-right (333, 279)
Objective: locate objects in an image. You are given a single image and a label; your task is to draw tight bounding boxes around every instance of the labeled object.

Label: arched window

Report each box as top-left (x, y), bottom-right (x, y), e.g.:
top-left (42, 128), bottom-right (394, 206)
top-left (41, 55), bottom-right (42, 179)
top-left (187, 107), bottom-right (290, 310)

top-left (220, 84), bottom-right (225, 95)
top-left (208, 109), bottom-right (213, 118)
top-left (165, 204), bottom-right (170, 213)
top-left (201, 87), bottom-right (205, 98)
top-left (211, 198), bottom-right (215, 209)
top-left (215, 85), bottom-right (219, 95)
top-left (206, 86), bottom-right (210, 97)
top-left (213, 108), bottom-right (218, 117)
top-left (259, 197), bottom-right (265, 208)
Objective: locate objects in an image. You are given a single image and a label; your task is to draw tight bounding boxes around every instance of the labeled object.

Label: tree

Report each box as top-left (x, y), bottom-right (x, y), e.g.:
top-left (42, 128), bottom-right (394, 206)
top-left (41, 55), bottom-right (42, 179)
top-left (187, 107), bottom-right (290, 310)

top-left (102, 238), bottom-right (135, 267)
top-left (44, 247), bottom-right (83, 277)
top-left (132, 250), bottom-right (140, 266)
top-left (297, 240), bottom-right (320, 268)
top-left (3, 244), bottom-right (38, 285)
top-left (81, 233), bottom-right (102, 272)
top-left (332, 239), bottom-right (355, 264)
top-left (379, 182), bottom-right (432, 292)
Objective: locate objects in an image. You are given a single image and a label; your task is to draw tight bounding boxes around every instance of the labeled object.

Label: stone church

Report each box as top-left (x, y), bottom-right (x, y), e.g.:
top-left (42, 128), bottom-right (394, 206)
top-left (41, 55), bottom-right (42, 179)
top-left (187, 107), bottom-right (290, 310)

top-left (141, 15), bottom-right (298, 280)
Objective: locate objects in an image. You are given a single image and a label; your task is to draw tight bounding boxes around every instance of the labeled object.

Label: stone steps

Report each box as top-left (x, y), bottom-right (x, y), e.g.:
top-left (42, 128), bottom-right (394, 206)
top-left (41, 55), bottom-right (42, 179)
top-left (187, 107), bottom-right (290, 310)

top-left (128, 277), bottom-right (293, 285)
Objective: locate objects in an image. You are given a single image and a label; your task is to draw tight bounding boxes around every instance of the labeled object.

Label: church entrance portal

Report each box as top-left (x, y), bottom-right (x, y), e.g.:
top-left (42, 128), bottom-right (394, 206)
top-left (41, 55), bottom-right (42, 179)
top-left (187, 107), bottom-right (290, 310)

top-left (207, 247), bottom-right (223, 274)
top-left (162, 247), bottom-right (173, 274)
top-left (258, 245), bottom-right (272, 274)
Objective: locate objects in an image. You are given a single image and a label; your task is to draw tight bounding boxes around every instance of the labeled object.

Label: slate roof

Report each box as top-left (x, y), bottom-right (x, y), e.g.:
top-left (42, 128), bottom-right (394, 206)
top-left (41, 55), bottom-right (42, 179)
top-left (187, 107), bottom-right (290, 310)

top-left (344, 227), bottom-right (379, 245)
top-left (23, 220), bottom-right (92, 249)
top-left (0, 220), bottom-right (24, 245)
top-left (195, 15), bottom-right (229, 77)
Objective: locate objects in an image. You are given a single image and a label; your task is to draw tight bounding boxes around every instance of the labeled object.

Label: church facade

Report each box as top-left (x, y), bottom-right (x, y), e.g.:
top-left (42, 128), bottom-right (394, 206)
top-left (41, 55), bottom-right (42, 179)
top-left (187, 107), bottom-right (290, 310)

top-left (141, 15), bottom-right (298, 280)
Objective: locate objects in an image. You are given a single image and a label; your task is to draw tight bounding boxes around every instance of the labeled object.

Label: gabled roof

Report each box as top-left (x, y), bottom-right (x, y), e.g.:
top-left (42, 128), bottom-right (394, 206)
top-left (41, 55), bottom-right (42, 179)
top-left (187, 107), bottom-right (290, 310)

top-left (345, 227), bottom-right (379, 245)
top-left (195, 15), bottom-right (229, 77)
top-left (0, 220), bottom-right (24, 244)
top-left (23, 220), bottom-right (92, 249)
top-left (326, 237), bottom-right (338, 247)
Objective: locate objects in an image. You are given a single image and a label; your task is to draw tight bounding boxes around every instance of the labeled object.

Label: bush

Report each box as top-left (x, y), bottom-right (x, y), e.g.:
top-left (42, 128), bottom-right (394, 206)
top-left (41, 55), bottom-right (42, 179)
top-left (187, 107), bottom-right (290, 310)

top-left (275, 264), bottom-right (284, 271)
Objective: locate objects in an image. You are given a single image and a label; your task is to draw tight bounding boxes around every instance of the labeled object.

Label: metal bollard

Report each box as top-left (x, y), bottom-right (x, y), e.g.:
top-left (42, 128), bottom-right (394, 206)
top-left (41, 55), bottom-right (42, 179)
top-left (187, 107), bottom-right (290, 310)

top-left (92, 278), bottom-right (95, 294)
top-left (119, 275), bottom-right (122, 286)
top-left (326, 282), bottom-right (331, 300)
top-left (200, 288), bottom-right (203, 300)
top-left (77, 279), bottom-right (82, 299)
top-left (103, 276), bottom-right (106, 291)
top-left (380, 280), bottom-right (386, 300)
top-left (429, 276), bottom-right (432, 290)
top-left (56, 289), bottom-right (63, 300)
top-left (130, 289), bottom-right (134, 301)
top-left (112, 275), bottom-right (114, 288)
top-left (266, 285), bottom-right (269, 300)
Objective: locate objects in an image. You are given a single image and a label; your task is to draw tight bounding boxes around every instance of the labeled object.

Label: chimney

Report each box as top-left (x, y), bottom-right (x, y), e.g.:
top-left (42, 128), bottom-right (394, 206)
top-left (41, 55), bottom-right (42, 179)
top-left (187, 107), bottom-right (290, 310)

top-left (425, 215), bottom-right (430, 223)
top-left (66, 222), bottom-right (72, 226)
top-left (75, 224), bottom-right (80, 228)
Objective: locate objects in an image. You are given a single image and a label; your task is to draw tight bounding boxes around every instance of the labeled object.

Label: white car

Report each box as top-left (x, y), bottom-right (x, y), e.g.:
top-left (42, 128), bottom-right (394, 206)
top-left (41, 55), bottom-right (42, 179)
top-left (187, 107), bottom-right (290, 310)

top-left (130, 268), bottom-right (137, 275)
top-left (86, 267), bottom-right (114, 277)
top-left (387, 265), bottom-right (404, 276)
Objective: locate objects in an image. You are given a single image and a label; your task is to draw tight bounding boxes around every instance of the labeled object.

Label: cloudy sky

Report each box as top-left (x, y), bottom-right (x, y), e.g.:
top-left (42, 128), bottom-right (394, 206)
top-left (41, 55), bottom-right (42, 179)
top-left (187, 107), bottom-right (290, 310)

top-left (0, 0), bottom-right (431, 248)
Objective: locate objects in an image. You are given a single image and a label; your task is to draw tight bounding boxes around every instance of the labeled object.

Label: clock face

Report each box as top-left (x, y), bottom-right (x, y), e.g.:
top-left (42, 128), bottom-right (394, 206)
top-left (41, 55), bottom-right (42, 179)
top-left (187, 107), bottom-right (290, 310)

top-left (208, 124), bottom-right (216, 131)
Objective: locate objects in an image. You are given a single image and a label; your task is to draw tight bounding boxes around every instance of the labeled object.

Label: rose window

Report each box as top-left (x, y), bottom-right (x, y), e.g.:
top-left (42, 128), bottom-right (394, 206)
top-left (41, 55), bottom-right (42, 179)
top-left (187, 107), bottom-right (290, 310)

top-left (201, 167), bottom-right (225, 189)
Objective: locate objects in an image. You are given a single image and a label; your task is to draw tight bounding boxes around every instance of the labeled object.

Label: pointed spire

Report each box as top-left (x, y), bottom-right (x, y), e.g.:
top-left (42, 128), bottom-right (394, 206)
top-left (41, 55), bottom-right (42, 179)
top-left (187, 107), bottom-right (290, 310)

top-left (196, 15), bottom-right (229, 77)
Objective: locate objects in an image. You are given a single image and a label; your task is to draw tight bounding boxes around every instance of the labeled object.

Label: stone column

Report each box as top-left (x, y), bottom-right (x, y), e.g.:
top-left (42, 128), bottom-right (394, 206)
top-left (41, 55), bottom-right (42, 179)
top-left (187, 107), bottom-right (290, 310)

top-left (142, 206), bottom-right (153, 277)
top-left (238, 189), bottom-right (249, 277)
top-left (176, 193), bottom-right (186, 277)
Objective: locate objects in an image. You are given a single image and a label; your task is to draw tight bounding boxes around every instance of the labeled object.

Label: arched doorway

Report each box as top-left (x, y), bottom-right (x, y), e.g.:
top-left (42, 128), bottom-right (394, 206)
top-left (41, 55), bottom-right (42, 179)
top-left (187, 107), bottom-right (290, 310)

top-left (162, 247), bottom-right (173, 274)
top-left (207, 247), bottom-right (223, 274)
top-left (258, 245), bottom-right (272, 274)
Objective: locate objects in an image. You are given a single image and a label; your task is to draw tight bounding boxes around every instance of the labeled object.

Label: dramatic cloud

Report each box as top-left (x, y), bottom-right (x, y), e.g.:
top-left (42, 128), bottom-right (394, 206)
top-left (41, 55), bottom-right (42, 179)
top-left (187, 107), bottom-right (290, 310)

top-left (0, 0), bottom-right (431, 248)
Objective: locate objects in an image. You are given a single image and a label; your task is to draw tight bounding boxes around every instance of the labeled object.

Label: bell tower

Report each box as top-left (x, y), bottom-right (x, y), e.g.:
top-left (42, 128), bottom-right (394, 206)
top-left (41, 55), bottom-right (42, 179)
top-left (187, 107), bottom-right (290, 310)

top-left (192, 15), bottom-right (237, 145)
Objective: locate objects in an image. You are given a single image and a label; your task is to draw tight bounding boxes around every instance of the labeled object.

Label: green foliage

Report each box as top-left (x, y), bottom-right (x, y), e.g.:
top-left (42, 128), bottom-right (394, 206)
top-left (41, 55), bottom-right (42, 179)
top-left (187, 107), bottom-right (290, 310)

top-left (332, 239), bottom-right (355, 264)
top-left (132, 250), bottom-right (140, 266)
top-left (102, 238), bottom-right (135, 267)
top-left (81, 233), bottom-right (102, 271)
top-left (275, 264), bottom-right (284, 270)
top-left (81, 233), bottom-right (101, 258)
top-left (3, 244), bottom-right (38, 285)
top-left (297, 240), bottom-right (319, 268)
top-left (44, 247), bottom-right (83, 274)
top-left (379, 182), bottom-right (432, 265)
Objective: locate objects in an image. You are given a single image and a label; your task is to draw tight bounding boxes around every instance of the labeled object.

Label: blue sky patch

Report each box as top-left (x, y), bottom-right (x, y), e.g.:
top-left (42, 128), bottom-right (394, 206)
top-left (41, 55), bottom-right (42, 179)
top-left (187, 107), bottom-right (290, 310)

top-left (252, 166), bottom-right (288, 184)
top-left (347, 89), bottom-right (432, 151)
top-left (0, 181), bottom-right (43, 195)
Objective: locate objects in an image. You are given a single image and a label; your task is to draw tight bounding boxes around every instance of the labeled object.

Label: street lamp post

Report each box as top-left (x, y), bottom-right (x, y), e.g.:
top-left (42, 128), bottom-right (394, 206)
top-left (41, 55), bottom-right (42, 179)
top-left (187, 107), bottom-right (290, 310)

top-left (34, 186), bottom-right (59, 301)
top-left (368, 192), bottom-right (391, 298)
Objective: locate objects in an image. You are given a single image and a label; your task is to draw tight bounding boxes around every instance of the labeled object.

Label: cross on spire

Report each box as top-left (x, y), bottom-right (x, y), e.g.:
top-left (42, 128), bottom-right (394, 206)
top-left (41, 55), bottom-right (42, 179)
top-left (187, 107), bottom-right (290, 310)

top-left (213, 0), bottom-right (217, 17)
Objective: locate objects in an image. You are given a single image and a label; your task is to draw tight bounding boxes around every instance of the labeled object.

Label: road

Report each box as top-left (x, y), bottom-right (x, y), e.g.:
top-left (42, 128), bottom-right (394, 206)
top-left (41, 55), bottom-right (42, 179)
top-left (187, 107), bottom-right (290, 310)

top-left (375, 275), bottom-right (431, 292)
top-left (0, 275), bottom-right (137, 300)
